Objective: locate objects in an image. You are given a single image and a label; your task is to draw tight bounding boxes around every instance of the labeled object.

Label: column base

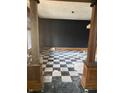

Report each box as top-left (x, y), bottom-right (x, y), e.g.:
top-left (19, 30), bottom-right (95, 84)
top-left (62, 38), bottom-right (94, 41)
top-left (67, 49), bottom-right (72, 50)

top-left (81, 61), bottom-right (97, 90)
top-left (27, 64), bottom-right (43, 91)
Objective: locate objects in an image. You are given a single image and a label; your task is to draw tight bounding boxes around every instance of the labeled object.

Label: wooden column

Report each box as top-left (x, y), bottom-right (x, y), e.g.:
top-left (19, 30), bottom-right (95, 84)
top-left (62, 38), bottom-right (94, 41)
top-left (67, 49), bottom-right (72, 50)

top-left (27, 0), bottom-right (43, 91)
top-left (87, 5), bottom-right (97, 64)
top-left (30, 0), bottom-right (40, 64)
top-left (81, 1), bottom-right (97, 90)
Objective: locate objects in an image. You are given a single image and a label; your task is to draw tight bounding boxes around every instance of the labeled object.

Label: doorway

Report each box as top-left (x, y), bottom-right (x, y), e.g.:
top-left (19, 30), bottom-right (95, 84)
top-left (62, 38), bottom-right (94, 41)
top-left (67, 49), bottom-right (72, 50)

top-left (27, 0), bottom-right (97, 93)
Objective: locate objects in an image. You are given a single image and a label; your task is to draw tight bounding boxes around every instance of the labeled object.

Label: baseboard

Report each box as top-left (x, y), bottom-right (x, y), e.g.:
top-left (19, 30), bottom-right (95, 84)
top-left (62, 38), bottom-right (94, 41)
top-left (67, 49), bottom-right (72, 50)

top-left (54, 47), bottom-right (88, 51)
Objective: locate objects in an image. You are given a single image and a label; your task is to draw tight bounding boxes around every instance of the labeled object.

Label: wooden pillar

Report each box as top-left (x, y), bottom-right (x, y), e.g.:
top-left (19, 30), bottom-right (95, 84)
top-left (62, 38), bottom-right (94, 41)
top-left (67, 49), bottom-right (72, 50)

top-left (27, 0), bottom-right (43, 91)
top-left (87, 5), bottom-right (97, 64)
top-left (30, 0), bottom-right (40, 64)
top-left (81, 1), bottom-right (97, 90)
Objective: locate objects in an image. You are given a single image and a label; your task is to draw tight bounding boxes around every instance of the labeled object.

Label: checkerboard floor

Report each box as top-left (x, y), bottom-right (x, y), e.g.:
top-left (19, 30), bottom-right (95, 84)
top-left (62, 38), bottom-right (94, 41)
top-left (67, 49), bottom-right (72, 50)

top-left (41, 49), bottom-right (87, 83)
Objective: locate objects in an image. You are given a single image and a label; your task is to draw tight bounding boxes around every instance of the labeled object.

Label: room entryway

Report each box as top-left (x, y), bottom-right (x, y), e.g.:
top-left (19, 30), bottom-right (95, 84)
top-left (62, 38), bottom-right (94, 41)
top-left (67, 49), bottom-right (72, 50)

top-left (27, 0), bottom-right (97, 93)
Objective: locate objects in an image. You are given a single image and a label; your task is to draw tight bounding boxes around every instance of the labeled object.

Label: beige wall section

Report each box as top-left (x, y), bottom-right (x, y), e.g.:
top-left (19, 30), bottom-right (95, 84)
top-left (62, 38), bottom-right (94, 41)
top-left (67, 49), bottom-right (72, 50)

top-left (30, 0), bottom-right (40, 64)
top-left (38, 1), bottom-right (91, 20)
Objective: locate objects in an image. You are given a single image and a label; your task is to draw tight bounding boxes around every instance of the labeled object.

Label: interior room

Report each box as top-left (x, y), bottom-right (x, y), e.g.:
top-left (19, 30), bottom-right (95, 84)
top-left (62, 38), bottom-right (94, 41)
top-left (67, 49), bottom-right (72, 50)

top-left (27, 0), bottom-right (97, 93)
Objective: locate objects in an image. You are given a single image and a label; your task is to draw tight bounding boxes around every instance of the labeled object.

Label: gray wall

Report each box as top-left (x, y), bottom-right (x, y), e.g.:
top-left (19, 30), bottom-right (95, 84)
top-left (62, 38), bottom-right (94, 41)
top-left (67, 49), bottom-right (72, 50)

top-left (39, 18), bottom-right (90, 49)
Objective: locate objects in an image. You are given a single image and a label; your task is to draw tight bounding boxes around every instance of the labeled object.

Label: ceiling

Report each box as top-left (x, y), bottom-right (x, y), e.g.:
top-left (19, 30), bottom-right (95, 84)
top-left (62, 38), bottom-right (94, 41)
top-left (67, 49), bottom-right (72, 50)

top-left (28, 0), bottom-right (92, 20)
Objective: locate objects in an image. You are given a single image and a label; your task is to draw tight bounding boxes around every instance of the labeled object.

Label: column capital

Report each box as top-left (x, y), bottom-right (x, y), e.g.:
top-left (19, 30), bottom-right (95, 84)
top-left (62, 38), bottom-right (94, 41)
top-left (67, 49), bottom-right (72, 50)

top-left (29, 0), bottom-right (40, 4)
top-left (90, 0), bottom-right (97, 7)
top-left (34, 0), bottom-right (40, 3)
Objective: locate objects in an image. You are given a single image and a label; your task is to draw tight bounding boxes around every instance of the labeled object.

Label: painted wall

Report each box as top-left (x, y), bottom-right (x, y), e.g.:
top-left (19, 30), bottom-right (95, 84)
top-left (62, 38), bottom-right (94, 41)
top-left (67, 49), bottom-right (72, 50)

top-left (39, 18), bottom-right (90, 49)
top-left (38, 1), bottom-right (91, 20)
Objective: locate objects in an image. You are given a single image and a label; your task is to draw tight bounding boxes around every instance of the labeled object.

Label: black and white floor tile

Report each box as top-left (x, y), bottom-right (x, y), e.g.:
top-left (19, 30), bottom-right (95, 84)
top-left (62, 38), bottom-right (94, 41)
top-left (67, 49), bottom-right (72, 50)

top-left (41, 49), bottom-right (87, 83)
top-left (37, 48), bottom-right (97, 93)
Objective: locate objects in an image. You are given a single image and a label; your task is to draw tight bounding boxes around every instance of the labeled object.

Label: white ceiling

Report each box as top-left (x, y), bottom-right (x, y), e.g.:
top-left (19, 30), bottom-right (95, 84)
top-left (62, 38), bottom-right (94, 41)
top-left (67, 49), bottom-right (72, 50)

top-left (28, 0), bottom-right (92, 20)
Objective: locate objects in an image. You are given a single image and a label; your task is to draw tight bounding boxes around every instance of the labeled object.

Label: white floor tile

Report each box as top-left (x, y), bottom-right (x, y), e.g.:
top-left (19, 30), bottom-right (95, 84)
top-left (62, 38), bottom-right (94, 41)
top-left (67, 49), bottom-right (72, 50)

top-left (52, 70), bottom-right (61, 76)
top-left (45, 68), bottom-right (53, 72)
top-left (44, 76), bottom-right (52, 83)
top-left (60, 62), bottom-right (66, 65)
top-left (69, 71), bottom-right (78, 76)
top-left (48, 58), bottom-right (54, 60)
top-left (43, 60), bottom-right (48, 62)
top-left (70, 58), bottom-right (75, 60)
top-left (54, 60), bottom-right (59, 62)
top-left (60, 67), bottom-right (68, 71)
top-left (65, 59), bottom-right (71, 62)
top-left (74, 63), bottom-right (84, 74)
top-left (67, 64), bottom-right (74, 68)
top-left (53, 64), bottom-right (60, 68)
top-left (62, 76), bottom-right (72, 82)
top-left (47, 62), bottom-right (53, 65)
top-left (59, 58), bottom-right (65, 60)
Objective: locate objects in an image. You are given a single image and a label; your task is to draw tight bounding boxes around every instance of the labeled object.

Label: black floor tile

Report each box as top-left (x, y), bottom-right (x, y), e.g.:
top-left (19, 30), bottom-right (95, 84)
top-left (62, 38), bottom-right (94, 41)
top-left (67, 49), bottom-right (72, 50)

top-left (60, 60), bottom-right (65, 61)
top-left (68, 67), bottom-right (75, 71)
top-left (46, 64), bottom-right (53, 67)
top-left (61, 71), bottom-right (70, 76)
top-left (53, 68), bottom-right (60, 71)
top-left (54, 62), bottom-right (59, 64)
top-left (60, 64), bottom-right (67, 67)
top-left (44, 72), bottom-right (52, 76)
top-left (66, 62), bottom-right (72, 64)
top-left (52, 76), bottom-right (61, 83)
